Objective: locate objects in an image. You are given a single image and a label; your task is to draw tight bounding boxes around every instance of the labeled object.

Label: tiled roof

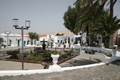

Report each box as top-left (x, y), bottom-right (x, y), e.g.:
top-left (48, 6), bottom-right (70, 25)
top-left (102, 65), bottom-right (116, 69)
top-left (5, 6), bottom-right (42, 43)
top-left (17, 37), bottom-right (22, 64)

top-left (18, 33), bottom-right (29, 36)
top-left (39, 30), bottom-right (73, 37)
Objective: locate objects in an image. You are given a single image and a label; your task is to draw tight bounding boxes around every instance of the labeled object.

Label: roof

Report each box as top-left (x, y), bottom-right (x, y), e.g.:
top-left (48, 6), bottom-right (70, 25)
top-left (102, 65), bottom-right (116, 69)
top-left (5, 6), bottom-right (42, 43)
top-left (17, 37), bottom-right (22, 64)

top-left (39, 30), bottom-right (73, 37)
top-left (17, 33), bottom-right (29, 36)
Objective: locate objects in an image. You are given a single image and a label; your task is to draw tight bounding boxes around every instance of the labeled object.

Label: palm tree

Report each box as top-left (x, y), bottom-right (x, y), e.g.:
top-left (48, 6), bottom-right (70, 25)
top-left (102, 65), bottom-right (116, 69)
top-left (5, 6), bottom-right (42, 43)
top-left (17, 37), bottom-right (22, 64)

top-left (92, 13), bottom-right (120, 48)
top-left (74, 1), bottom-right (100, 46)
top-left (74, 0), bottom-right (118, 46)
top-left (74, 0), bottom-right (117, 20)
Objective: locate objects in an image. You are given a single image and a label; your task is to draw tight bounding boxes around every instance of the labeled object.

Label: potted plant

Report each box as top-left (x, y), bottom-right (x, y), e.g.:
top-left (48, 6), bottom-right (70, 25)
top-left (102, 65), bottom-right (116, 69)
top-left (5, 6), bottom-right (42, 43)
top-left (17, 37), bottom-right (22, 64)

top-left (105, 53), bottom-right (112, 59)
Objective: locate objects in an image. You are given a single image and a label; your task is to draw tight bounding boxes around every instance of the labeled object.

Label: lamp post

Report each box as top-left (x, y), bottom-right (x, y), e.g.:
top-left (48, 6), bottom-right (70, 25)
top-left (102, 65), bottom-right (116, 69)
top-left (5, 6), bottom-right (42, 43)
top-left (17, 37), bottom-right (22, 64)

top-left (13, 19), bottom-right (30, 70)
top-left (5, 31), bottom-right (10, 48)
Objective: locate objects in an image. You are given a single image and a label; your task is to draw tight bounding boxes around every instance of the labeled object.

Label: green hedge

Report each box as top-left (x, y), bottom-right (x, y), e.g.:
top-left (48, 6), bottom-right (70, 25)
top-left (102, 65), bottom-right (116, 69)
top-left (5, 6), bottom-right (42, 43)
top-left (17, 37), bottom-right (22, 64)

top-left (6, 49), bottom-right (20, 58)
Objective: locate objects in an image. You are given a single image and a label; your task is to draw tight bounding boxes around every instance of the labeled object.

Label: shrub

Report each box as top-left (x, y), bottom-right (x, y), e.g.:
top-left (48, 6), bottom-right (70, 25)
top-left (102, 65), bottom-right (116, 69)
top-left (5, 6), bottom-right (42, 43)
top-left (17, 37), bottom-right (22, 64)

top-left (1, 44), bottom-right (6, 48)
top-left (106, 53), bottom-right (112, 57)
top-left (8, 44), bottom-right (11, 46)
top-left (37, 44), bottom-right (39, 46)
top-left (34, 47), bottom-right (42, 53)
top-left (55, 33), bottom-right (64, 36)
top-left (26, 55), bottom-right (43, 60)
top-left (42, 50), bottom-right (53, 60)
top-left (62, 54), bottom-right (68, 58)
top-left (35, 56), bottom-right (43, 60)
top-left (64, 49), bottom-right (71, 55)
top-left (34, 47), bottom-right (42, 51)
top-left (27, 55), bottom-right (35, 60)
top-left (24, 52), bottom-right (31, 58)
top-left (6, 49), bottom-right (20, 59)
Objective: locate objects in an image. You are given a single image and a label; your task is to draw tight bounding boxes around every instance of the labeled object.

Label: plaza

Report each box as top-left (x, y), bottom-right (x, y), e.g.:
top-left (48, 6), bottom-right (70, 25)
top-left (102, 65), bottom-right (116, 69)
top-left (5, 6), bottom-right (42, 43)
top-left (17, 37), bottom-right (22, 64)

top-left (0, 0), bottom-right (120, 80)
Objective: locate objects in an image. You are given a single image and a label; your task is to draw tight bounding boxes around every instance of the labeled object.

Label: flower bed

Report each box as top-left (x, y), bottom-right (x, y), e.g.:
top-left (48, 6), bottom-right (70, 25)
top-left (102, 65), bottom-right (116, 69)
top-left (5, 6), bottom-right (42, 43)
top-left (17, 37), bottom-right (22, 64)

top-left (5, 49), bottom-right (77, 65)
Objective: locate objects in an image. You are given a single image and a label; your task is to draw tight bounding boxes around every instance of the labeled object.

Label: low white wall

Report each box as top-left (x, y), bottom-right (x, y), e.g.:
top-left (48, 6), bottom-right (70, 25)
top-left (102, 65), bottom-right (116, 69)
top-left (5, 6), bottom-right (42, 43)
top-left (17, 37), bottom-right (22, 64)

top-left (0, 56), bottom-right (118, 77)
top-left (83, 46), bottom-right (113, 54)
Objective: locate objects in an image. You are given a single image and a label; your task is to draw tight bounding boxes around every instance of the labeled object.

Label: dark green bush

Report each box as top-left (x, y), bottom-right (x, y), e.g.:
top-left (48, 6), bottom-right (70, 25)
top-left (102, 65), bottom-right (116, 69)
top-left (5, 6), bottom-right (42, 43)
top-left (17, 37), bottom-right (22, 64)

top-left (34, 47), bottom-right (42, 53)
top-left (6, 49), bottom-right (20, 59)
top-left (42, 50), bottom-right (53, 60)
top-left (64, 49), bottom-right (73, 55)
top-left (27, 55), bottom-right (35, 60)
top-left (24, 52), bottom-right (31, 58)
top-left (35, 56), bottom-right (43, 60)
top-left (26, 55), bottom-right (43, 60)
top-left (62, 54), bottom-right (68, 58)
top-left (34, 47), bottom-right (42, 51)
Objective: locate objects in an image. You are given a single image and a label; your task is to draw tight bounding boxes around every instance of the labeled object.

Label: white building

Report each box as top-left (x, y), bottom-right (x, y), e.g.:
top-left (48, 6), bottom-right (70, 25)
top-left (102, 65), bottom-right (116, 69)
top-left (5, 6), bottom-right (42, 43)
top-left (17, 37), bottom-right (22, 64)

top-left (0, 33), bottom-right (30, 47)
top-left (0, 30), bottom-right (88, 48)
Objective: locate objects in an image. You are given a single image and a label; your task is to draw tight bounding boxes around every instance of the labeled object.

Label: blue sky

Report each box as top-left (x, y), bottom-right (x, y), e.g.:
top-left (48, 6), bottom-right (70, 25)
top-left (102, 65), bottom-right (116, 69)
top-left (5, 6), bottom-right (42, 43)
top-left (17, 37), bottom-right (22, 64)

top-left (0, 0), bottom-right (120, 34)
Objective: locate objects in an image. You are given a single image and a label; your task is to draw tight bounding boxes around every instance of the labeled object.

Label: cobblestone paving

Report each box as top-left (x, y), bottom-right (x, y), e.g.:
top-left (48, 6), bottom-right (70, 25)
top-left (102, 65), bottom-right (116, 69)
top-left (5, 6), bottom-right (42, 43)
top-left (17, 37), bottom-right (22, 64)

top-left (0, 60), bottom-right (120, 80)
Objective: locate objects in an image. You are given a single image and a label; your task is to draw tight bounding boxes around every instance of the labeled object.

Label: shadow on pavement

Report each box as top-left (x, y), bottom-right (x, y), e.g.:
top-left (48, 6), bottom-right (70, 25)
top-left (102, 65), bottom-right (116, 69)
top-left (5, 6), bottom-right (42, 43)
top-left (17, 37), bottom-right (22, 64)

top-left (110, 60), bottom-right (120, 66)
top-left (68, 59), bottom-right (102, 66)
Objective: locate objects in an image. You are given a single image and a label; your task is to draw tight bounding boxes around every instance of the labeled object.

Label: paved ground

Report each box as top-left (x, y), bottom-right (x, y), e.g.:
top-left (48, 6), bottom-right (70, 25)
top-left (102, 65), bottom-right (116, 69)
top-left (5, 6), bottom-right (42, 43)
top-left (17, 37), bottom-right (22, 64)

top-left (0, 48), bottom-right (119, 80)
top-left (60, 51), bottom-right (107, 67)
top-left (0, 60), bottom-right (43, 70)
top-left (0, 60), bottom-right (120, 80)
top-left (0, 51), bottom-right (107, 70)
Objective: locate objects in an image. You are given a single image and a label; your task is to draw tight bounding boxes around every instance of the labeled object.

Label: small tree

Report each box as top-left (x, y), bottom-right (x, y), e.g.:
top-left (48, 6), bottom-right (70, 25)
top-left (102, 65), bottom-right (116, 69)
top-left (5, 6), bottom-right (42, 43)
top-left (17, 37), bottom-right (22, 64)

top-left (0, 37), bottom-right (4, 48)
top-left (28, 32), bottom-right (39, 45)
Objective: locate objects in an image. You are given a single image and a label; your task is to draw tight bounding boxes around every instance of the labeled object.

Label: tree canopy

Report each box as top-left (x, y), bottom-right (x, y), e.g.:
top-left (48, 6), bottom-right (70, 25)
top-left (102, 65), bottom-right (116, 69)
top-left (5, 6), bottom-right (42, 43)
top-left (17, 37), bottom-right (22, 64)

top-left (28, 32), bottom-right (39, 41)
top-left (63, 6), bottom-right (78, 33)
top-left (63, 0), bottom-right (120, 48)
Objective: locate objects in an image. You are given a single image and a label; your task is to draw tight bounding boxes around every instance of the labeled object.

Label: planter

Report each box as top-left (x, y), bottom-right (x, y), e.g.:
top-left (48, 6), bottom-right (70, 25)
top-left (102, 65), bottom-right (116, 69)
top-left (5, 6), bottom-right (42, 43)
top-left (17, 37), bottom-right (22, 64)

top-left (49, 54), bottom-right (62, 72)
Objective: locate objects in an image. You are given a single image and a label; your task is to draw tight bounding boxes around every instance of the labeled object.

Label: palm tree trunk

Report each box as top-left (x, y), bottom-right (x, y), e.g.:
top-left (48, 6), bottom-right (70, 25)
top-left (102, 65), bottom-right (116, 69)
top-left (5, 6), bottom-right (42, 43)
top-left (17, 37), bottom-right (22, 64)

top-left (90, 34), bottom-right (94, 46)
top-left (105, 36), bottom-right (110, 48)
top-left (86, 24), bottom-right (89, 45)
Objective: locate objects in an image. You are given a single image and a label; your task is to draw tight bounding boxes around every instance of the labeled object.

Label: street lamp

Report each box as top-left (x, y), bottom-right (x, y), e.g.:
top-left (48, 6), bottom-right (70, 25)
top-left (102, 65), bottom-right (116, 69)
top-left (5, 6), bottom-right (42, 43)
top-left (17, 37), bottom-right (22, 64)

top-left (13, 18), bottom-right (30, 70)
top-left (5, 31), bottom-right (10, 48)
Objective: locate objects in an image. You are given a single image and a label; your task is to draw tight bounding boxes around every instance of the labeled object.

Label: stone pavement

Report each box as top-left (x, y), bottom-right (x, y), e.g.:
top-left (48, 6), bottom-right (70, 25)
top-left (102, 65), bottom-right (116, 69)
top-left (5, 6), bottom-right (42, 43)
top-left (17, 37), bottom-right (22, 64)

top-left (0, 60), bottom-right (43, 70)
top-left (0, 60), bottom-right (120, 80)
top-left (60, 51), bottom-right (107, 67)
top-left (0, 51), bottom-right (107, 70)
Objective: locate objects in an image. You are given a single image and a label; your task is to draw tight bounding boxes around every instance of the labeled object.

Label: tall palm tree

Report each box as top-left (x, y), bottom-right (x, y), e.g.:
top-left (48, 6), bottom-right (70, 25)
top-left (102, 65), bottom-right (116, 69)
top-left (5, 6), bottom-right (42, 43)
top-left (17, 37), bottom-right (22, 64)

top-left (74, 0), bottom-right (117, 20)
top-left (92, 13), bottom-right (120, 48)
top-left (74, 1), bottom-right (100, 46)
top-left (74, 0), bottom-right (118, 46)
